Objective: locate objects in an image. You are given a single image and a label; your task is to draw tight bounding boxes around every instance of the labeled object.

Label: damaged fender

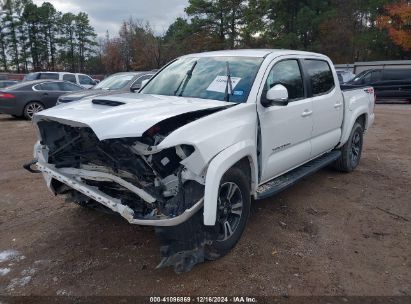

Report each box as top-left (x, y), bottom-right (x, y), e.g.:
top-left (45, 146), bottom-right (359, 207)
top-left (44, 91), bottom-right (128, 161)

top-left (203, 139), bottom-right (258, 226)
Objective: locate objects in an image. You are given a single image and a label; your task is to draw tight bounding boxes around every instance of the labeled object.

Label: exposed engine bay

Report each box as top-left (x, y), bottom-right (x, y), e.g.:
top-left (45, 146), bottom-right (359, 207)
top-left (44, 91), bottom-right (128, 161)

top-left (36, 120), bottom-right (204, 219)
top-left (29, 107), bottom-right (230, 273)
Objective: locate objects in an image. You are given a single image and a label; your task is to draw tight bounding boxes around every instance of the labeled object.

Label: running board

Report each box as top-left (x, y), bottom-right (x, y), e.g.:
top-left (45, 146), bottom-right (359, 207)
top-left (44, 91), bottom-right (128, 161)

top-left (256, 150), bottom-right (341, 200)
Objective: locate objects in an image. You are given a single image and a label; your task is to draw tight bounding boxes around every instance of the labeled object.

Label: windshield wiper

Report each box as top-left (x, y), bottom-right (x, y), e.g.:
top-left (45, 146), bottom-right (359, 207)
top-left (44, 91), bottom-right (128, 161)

top-left (224, 61), bottom-right (233, 102)
top-left (174, 61), bottom-right (198, 96)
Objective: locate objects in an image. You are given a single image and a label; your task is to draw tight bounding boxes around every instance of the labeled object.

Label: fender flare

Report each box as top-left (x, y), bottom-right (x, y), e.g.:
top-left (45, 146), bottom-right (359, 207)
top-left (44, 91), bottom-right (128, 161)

top-left (338, 107), bottom-right (369, 149)
top-left (203, 140), bottom-right (257, 226)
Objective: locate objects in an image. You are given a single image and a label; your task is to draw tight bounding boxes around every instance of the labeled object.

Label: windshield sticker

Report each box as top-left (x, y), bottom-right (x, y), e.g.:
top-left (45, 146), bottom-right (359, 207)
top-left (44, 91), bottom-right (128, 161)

top-left (233, 90), bottom-right (244, 96)
top-left (206, 76), bottom-right (242, 94)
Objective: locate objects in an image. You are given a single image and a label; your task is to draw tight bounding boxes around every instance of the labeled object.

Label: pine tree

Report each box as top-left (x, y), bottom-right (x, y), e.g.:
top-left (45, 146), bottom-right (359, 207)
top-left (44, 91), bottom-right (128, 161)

top-left (74, 12), bottom-right (97, 72)
top-left (3, 0), bottom-right (21, 72)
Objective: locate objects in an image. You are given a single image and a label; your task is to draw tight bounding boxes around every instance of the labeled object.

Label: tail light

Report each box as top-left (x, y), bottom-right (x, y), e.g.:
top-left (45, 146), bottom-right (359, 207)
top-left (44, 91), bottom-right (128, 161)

top-left (364, 88), bottom-right (377, 104)
top-left (0, 92), bottom-right (15, 99)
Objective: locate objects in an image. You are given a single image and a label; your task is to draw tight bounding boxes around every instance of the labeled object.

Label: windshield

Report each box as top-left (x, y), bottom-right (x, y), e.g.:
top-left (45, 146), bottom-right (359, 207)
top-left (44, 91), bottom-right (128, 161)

top-left (141, 56), bottom-right (264, 103)
top-left (94, 74), bottom-right (135, 90)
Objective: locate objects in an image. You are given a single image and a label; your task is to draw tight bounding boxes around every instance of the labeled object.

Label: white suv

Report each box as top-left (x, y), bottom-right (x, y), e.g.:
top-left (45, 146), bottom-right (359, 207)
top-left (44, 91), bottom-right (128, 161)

top-left (23, 72), bottom-right (97, 89)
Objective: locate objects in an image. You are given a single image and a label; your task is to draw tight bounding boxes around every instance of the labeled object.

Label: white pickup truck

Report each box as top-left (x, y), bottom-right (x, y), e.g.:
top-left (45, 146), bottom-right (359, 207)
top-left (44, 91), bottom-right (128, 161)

top-left (26, 49), bottom-right (375, 273)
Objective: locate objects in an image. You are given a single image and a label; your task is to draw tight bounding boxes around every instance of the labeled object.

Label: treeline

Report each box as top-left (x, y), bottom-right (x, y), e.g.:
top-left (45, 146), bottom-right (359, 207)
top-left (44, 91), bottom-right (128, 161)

top-left (0, 0), bottom-right (96, 73)
top-left (101, 0), bottom-right (411, 74)
top-left (1, 0), bottom-right (410, 74)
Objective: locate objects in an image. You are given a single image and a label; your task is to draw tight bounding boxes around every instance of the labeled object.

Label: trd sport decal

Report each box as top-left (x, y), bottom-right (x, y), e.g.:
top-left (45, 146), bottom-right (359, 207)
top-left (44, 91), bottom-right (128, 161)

top-left (272, 143), bottom-right (291, 152)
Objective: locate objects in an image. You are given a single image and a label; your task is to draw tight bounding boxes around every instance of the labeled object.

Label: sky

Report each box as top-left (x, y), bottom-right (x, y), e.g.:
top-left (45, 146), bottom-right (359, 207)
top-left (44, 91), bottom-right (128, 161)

top-left (32, 0), bottom-right (189, 37)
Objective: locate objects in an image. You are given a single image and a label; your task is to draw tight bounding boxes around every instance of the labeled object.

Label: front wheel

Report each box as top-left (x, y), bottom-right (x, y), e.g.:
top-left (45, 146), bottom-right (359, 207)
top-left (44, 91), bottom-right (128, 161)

top-left (333, 122), bottom-right (364, 172)
top-left (205, 166), bottom-right (251, 260)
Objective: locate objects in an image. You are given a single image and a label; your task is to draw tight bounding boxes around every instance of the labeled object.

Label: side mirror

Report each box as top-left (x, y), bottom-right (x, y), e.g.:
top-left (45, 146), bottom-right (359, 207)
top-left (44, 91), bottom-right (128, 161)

top-left (262, 84), bottom-right (289, 107)
top-left (131, 79), bottom-right (149, 93)
top-left (130, 84), bottom-right (141, 92)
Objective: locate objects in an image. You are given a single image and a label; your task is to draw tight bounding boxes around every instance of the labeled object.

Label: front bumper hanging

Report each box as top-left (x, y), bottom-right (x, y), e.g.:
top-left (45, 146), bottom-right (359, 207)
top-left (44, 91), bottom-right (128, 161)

top-left (24, 160), bottom-right (203, 227)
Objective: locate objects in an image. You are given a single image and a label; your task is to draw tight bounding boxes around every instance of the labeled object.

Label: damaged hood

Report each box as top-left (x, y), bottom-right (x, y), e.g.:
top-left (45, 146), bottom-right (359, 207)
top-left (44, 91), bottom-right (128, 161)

top-left (34, 93), bottom-right (232, 140)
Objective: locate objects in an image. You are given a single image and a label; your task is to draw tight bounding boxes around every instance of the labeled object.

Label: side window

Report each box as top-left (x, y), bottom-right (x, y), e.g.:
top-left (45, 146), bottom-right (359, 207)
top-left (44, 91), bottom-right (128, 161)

top-left (79, 75), bottom-right (94, 85)
top-left (33, 84), bottom-right (43, 91)
top-left (371, 71), bottom-right (382, 82)
top-left (264, 60), bottom-right (305, 101)
top-left (363, 72), bottom-right (372, 84)
top-left (39, 82), bottom-right (62, 91)
top-left (40, 73), bottom-right (59, 80)
top-left (304, 59), bottom-right (335, 96)
top-left (63, 74), bottom-right (77, 84)
top-left (59, 82), bottom-right (83, 91)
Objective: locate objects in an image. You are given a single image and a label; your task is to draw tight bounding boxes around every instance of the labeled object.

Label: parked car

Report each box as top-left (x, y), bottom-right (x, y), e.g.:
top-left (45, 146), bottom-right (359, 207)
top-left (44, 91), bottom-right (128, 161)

top-left (0, 80), bottom-right (83, 119)
top-left (336, 70), bottom-right (355, 84)
top-left (23, 72), bottom-right (98, 89)
top-left (0, 80), bottom-right (19, 89)
top-left (26, 49), bottom-right (375, 273)
top-left (347, 68), bottom-right (411, 101)
top-left (57, 71), bottom-right (155, 104)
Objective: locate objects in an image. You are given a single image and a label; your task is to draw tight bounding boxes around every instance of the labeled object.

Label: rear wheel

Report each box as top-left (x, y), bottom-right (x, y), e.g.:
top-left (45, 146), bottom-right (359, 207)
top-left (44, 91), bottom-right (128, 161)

top-left (334, 122), bottom-right (364, 172)
top-left (205, 166), bottom-right (250, 260)
top-left (24, 102), bottom-right (44, 120)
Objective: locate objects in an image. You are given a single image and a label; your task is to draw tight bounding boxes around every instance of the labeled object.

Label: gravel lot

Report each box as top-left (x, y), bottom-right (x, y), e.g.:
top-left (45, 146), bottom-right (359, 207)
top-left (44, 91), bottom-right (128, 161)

top-left (0, 104), bottom-right (410, 297)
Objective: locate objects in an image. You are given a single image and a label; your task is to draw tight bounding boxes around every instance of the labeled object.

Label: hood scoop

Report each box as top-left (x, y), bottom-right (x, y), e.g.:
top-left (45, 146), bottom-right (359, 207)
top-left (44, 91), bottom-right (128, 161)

top-left (92, 99), bottom-right (125, 107)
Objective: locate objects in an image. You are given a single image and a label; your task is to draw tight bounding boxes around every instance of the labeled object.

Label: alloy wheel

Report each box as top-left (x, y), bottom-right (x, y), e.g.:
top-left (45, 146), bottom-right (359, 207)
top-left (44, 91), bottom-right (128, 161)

top-left (26, 103), bottom-right (44, 119)
top-left (216, 182), bottom-right (244, 242)
top-left (350, 131), bottom-right (361, 166)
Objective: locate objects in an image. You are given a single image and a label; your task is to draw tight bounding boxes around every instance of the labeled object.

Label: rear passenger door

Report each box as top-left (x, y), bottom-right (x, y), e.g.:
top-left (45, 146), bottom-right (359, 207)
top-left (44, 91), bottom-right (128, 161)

top-left (380, 70), bottom-right (411, 98)
top-left (360, 70), bottom-right (388, 99)
top-left (303, 59), bottom-right (343, 157)
top-left (35, 82), bottom-right (64, 108)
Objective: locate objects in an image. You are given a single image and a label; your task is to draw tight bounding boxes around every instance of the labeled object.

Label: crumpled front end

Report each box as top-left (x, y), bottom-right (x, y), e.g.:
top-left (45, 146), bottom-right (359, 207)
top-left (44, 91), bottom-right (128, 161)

top-left (29, 118), bottom-right (214, 273)
top-left (26, 98), bottom-right (254, 273)
top-left (33, 119), bottom-right (206, 226)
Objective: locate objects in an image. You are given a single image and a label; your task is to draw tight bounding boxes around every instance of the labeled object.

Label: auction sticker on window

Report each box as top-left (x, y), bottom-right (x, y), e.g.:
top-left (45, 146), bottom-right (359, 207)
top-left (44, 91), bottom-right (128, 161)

top-left (206, 76), bottom-right (241, 94)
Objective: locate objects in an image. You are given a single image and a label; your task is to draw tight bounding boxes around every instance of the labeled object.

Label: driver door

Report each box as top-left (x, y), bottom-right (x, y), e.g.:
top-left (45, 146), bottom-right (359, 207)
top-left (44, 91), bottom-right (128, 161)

top-left (257, 58), bottom-right (313, 184)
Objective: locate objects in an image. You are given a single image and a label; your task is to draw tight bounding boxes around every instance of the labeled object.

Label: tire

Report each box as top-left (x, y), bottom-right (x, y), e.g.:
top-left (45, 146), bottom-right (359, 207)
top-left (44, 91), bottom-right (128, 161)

top-left (24, 101), bottom-right (44, 120)
top-left (205, 166), bottom-right (251, 260)
top-left (334, 122), bottom-right (364, 172)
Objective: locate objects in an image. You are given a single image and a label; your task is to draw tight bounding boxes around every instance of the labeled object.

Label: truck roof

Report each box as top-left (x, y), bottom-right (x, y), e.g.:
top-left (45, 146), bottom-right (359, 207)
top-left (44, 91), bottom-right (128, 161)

top-left (182, 49), bottom-right (326, 59)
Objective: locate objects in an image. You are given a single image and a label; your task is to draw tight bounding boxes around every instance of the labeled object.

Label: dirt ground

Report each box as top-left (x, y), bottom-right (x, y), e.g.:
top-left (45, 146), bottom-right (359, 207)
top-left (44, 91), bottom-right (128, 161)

top-left (0, 104), bottom-right (410, 297)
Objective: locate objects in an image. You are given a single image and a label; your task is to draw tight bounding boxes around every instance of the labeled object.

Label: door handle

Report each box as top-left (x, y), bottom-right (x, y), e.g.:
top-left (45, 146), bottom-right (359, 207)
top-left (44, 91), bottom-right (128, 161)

top-left (43, 93), bottom-right (49, 96)
top-left (301, 110), bottom-right (313, 117)
top-left (334, 103), bottom-right (343, 109)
